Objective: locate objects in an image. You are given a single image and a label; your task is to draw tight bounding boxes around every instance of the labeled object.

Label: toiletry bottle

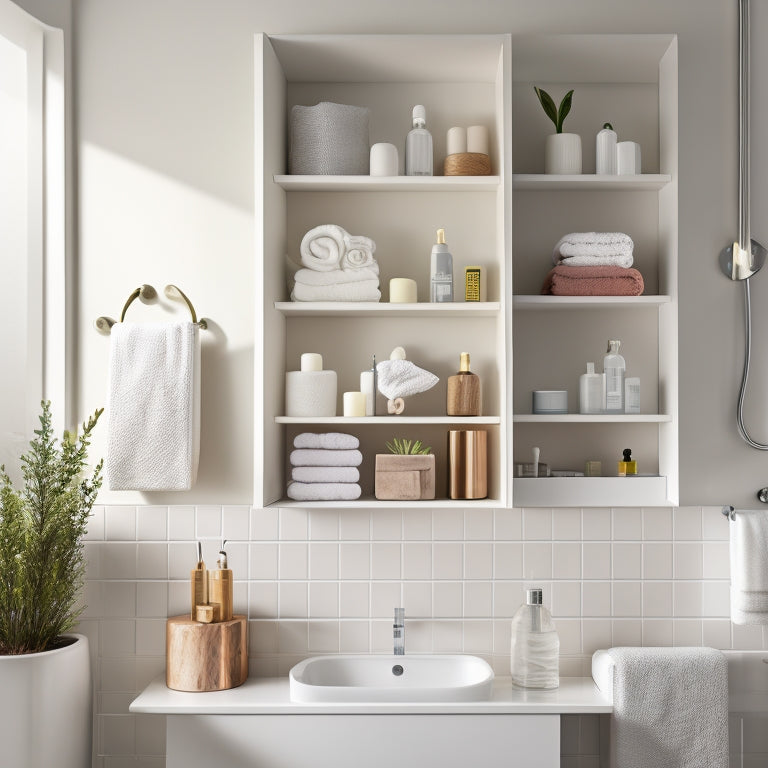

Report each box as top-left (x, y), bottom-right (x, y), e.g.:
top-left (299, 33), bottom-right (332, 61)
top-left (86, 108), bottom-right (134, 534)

top-left (446, 352), bottom-right (481, 416)
top-left (603, 340), bottom-right (626, 413)
top-left (285, 352), bottom-right (337, 417)
top-left (430, 228), bottom-right (454, 303)
top-left (405, 104), bottom-right (433, 176)
top-left (208, 543), bottom-right (234, 622)
top-left (624, 377), bottom-right (640, 414)
top-left (579, 362), bottom-right (606, 414)
top-left (360, 355), bottom-right (376, 416)
top-left (618, 448), bottom-right (638, 476)
top-left (510, 588), bottom-right (559, 689)
top-left (190, 541), bottom-right (208, 621)
top-left (595, 122), bottom-right (617, 174)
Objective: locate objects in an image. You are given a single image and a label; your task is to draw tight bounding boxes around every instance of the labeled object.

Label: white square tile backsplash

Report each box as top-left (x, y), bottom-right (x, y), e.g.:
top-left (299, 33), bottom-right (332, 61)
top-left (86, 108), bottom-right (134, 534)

top-left (83, 504), bottom-right (759, 765)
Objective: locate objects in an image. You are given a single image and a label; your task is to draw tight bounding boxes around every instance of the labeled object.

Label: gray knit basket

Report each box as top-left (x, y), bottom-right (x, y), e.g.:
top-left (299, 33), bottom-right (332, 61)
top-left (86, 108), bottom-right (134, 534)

top-left (289, 101), bottom-right (370, 175)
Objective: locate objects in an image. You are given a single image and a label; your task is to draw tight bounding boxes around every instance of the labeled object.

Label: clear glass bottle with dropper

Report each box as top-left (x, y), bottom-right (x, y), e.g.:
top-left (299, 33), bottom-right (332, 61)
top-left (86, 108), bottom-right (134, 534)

top-left (405, 105), bottom-right (433, 176)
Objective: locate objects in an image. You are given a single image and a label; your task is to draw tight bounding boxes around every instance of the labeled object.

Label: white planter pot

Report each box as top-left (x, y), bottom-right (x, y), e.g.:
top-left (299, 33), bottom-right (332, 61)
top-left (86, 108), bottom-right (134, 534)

top-left (544, 133), bottom-right (582, 174)
top-left (0, 634), bottom-right (92, 768)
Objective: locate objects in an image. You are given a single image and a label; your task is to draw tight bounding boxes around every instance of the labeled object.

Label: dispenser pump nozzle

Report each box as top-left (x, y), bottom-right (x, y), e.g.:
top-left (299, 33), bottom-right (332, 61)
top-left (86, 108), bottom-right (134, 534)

top-left (436, 228), bottom-right (446, 245)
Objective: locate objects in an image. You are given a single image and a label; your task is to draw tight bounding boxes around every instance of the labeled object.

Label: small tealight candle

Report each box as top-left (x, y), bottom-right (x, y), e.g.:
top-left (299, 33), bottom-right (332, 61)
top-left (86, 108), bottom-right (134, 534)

top-left (389, 277), bottom-right (418, 303)
top-left (343, 391), bottom-right (367, 417)
top-left (467, 125), bottom-right (489, 156)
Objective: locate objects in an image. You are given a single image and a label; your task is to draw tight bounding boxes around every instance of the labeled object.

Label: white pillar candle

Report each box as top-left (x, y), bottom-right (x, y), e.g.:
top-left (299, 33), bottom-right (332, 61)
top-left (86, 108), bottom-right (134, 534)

top-left (343, 391), bottom-right (367, 417)
top-left (616, 141), bottom-right (642, 175)
top-left (360, 371), bottom-right (375, 416)
top-left (369, 142), bottom-right (399, 176)
top-left (300, 352), bottom-right (323, 372)
top-left (389, 277), bottom-right (418, 303)
top-left (446, 126), bottom-right (467, 156)
top-left (467, 125), bottom-right (489, 155)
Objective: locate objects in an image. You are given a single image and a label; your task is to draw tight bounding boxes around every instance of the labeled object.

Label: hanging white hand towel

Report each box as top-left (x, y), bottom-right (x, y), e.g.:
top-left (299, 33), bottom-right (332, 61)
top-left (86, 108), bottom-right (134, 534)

top-left (730, 508), bottom-right (768, 623)
top-left (105, 322), bottom-right (200, 491)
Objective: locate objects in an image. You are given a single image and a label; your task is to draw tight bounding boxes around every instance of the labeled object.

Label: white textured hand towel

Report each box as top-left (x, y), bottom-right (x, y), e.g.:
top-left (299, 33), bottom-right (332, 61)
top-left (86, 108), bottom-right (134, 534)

top-left (300, 224), bottom-right (348, 272)
top-left (553, 232), bottom-right (634, 267)
top-left (592, 647), bottom-right (728, 768)
top-left (106, 322), bottom-right (200, 491)
top-left (293, 266), bottom-right (380, 286)
top-left (287, 481), bottom-right (362, 501)
top-left (291, 466), bottom-right (360, 484)
top-left (730, 508), bottom-right (768, 623)
top-left (290, 448), bottom-right (363, 467)
top-left (341, 234), bottom-right (377, 271)
top-left (291, 279), bottom-right (381, 302)
top-left (294, 432), bottom-right (360, 450)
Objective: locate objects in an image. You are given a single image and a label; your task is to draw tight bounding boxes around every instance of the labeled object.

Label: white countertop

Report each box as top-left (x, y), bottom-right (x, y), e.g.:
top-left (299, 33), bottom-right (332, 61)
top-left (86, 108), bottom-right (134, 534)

top-left (130, 675), bottom-right (612, 716)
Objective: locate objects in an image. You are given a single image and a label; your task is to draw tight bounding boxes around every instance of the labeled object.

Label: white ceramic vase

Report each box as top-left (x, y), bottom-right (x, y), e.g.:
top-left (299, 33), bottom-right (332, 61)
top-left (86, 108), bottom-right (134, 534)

top-left (0, 634), bottom-right (92, 768)
top-left (544, 133), bottom-right (582, 174)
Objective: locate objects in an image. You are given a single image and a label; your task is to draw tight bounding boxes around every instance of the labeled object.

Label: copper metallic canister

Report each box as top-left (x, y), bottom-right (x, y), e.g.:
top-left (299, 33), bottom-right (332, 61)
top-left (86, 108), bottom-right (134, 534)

top-left (448, 429), bottom-right (488, 499)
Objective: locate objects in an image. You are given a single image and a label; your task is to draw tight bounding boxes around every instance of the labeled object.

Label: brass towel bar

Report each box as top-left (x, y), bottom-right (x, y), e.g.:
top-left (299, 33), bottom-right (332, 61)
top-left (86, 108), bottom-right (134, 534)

top-left (94, 284), bottom-right (208, 334)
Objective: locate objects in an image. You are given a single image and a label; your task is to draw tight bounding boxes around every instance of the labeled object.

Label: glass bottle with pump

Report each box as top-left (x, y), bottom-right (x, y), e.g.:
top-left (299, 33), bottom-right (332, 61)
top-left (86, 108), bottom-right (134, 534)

top-left (603, 340), bottom-right (626, 413)
top-left (510, 588), bottom-right (559, 689)
top-left (405, 105), bottom-right (433, 176)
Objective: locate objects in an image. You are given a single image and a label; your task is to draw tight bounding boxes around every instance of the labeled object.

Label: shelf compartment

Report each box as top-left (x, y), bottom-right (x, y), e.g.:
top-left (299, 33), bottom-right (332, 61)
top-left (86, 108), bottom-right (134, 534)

top-left (513, 414), bottom-right (671, 423)
top-left (276, 301), bottom-right (501, 317)
top-left (512, 174), bottom-right (671, 191)
top-left (513, 476), bottom-right (670, 507)
top-left (277, 416), bottom-right (502, 425)
top-left (513, 296), bottom-right (670, 310)
top-left (274, 175), bottom-right (501, 192)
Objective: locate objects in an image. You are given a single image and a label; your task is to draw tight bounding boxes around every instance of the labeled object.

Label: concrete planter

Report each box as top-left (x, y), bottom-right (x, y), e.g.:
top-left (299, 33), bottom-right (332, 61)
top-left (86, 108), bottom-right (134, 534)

top-left (0, 634), bottom-right (92, 768)
top-left (374, 454), bottom-right (436, 500)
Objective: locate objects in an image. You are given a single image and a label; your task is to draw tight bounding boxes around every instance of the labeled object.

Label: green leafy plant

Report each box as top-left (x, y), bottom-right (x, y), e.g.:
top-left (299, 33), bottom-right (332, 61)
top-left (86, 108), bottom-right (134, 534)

top-left (0, 401), bottom-right (103, 655)
top-left (385, 438), bottom-right (432, 456)
top-left (534, 86), bottom-right (574, 134)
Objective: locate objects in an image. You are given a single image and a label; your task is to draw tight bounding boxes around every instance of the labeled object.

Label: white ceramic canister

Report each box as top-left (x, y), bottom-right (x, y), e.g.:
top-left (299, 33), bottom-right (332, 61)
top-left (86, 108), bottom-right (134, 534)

top-left (369, 142), bottom-right (399, 176)
top-left (616, 141), bottom-right (642, 175)
top-left (595, 123), bottom-right (617, 174)
top-left (544, 133), bottom-right (582, 174)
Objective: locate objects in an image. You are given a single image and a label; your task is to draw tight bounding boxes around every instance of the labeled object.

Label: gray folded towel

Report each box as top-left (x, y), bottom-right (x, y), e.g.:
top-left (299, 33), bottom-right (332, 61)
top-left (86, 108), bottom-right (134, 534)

top-left (290, 448), bottom-right (363, 467)
top-left (291, 466), bottom-right (360, 484)
top-left (287, 482), bottom-right (362, 501)
top-left (293, 432), bottom-right (360, 450)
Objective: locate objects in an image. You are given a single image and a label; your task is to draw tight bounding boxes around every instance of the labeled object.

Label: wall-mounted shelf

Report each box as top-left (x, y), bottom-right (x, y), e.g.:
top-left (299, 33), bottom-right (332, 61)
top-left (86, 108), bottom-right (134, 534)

top-left (274, 175), bottom-right (501, 192)
top-left (513, 296), bottom-right (670, 310)
top-left (514, 476), bottom-right (670, 507)
top-left (275, 302), bottom-right (501, 318)
top-left (513, 414), bottom-right (672, 423)
top-left (512, 174), bottom-right (671, 191)
top-left (277, 416), bottom-right (502, 425)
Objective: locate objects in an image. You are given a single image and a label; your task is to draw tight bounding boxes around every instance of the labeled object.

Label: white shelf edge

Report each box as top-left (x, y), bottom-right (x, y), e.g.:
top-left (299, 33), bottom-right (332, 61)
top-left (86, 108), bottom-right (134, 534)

top-left (513, 414), bottom-right (672, 423)
top-left (513, 476), bottom-right (671, 507)
top-left (275, 301), bottom-right (501, 317)
top-left (512, 173), bottom-right (671, 191)
top-left (276, 416), bottom-right (502, 425)
top-left (271, 497), bottom-right (502, 509)
top-left (513, 295), bottom-right (671, 310)
top-left (274, 175), bottom-right (501, 192)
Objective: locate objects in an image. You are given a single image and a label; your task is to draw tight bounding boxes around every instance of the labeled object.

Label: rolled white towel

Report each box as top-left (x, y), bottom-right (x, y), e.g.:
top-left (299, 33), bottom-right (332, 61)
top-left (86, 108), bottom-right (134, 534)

top-left (300, 224), bottom-right (348, 272)
top-left (293, 266), bottom-right (380, 286)
top-left (290, 448), bottom-right (363, 467)
top-left (294, 432), bottom-right (360, 450)
top-left (287, 481), bottom-right (362, 501)
top-left (291, 280), bottom-right (381, 302)
top-left (291, 466), bottom-right (360, 483)
top-left (342, 234), bottom-right (377, 271)
top-left (553, 232), bottom-right (634, 268)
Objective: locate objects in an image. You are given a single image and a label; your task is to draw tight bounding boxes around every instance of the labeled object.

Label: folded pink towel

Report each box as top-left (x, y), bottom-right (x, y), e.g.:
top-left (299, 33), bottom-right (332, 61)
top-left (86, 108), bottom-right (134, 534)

top-left (541, 265), bottom-right (644, 296)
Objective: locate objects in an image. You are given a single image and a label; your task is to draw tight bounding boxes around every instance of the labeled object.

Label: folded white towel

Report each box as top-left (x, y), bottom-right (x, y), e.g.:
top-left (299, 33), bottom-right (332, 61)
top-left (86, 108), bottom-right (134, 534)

top-left (293, 266), bottom-right (380, 286)
top-left (106, 322), bottom-right (200, 491)
top-left (300, 224), bottom-right (347, 272)
top-left (287, 481), bottom-right (362, 501)
top-left (553, 232), bottom-right (634, 268)
top-left (342, 234), bottom-right (377, 271)
top-left (291, 466), bottom-right (360, 483)
top-left (294, 432), bottom-right (360, 450)
top-left (291, 280), bottom-right (381, 302)
top-left (592, 647), bottom-right (728, 768)
top-left (290, 448), bottom-right (363, 467)
top-left (730, 509), bottom-right (768, 623)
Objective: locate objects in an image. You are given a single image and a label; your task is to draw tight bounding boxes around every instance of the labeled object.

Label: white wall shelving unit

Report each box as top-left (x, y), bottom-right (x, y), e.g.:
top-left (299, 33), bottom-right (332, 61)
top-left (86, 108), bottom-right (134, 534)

top-left (255, 32), bottom-right (677, 509)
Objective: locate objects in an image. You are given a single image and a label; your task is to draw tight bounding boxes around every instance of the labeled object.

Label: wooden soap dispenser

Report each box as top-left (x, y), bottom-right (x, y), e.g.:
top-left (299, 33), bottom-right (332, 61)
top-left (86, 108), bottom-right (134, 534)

top-left (208, 541), bottom-right (234, 622)
top-left (446, 352), bottom-right (481, 416)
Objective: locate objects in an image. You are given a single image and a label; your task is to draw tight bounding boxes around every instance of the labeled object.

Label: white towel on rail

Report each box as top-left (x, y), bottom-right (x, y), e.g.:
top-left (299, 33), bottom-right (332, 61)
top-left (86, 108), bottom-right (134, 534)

top-left (730, 508), bottom-right (768, 623)
top-left (592, 646), bottom-right (728, 768)
top-left (106, 322), bottom-right (200, 491)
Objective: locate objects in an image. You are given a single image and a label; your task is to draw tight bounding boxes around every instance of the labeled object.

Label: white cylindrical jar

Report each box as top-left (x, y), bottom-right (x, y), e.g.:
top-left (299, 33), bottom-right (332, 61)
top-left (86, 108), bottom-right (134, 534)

top-left (285, 353), bottom-right (337, 417)
top-left (370, 142), bottom-right (399, 176)
top-left (595, 123), bottom-right (617, 174)
top-left (544, 133), bottom-right (582, 174)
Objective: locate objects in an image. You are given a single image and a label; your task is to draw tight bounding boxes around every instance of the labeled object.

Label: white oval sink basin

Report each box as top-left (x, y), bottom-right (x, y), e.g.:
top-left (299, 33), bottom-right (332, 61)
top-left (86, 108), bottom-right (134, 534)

top-left (289, 654), bottom-right (494, 703)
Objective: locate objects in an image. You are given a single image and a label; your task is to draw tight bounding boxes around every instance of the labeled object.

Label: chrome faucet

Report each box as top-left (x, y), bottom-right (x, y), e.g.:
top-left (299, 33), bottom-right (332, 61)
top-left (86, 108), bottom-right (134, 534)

top-left (393, 607), bottom-right (405, 655)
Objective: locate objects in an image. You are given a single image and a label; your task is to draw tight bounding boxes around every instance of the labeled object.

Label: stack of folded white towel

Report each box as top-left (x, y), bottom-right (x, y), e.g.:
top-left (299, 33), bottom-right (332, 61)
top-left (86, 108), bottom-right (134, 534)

top-left (290, 224), bottom-right (381, 302)
top-left (287, 432), bottom-right (363, 501)
top-left (553, 232), bottom-right (634, 268)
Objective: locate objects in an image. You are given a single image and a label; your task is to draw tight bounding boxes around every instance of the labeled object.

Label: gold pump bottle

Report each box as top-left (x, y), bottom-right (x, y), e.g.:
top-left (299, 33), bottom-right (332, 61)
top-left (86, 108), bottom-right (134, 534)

top-left (446, 352), bottom-right (481, 416)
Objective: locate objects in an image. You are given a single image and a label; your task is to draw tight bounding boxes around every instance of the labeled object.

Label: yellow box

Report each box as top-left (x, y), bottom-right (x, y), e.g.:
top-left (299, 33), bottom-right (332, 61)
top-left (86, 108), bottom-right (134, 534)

top-left (464, 266), bottom-right (483, 301)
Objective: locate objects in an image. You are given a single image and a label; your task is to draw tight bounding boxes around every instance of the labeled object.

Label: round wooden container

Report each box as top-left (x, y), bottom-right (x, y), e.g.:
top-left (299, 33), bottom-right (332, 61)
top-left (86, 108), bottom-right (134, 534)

top-left (443, 152), bottom-right (491, 176)
top-left (166, 615), bottom-right (248, 692)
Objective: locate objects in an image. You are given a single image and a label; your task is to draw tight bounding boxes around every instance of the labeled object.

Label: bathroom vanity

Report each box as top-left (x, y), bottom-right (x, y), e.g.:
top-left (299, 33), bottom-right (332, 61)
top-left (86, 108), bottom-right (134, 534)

top-left (130, 674), bottom-right (611, 768)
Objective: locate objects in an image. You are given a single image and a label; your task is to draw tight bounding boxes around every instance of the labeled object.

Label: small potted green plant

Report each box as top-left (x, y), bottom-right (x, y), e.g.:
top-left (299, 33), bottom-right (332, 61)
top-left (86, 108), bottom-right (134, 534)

top-left (0, 401), bottom-right (103, 768)
top-left (533, 86), bottom-right (581, 174)
top-left (374, 437), bottom-right (435, 501)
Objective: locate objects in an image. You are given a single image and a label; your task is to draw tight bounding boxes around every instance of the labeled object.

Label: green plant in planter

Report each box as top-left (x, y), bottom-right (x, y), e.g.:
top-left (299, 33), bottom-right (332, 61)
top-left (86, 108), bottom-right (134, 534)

top-left (534, 86), bottom-right (574, 134)
top-left (385, 437), bottom-right (432, 455)
top-left (0, 401), bottom-right (103, 655)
